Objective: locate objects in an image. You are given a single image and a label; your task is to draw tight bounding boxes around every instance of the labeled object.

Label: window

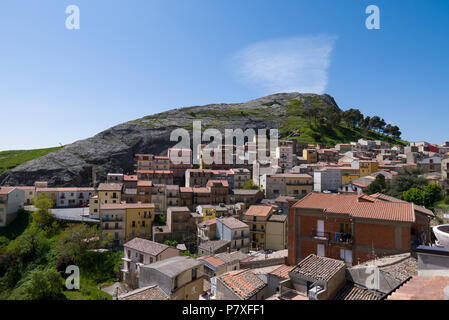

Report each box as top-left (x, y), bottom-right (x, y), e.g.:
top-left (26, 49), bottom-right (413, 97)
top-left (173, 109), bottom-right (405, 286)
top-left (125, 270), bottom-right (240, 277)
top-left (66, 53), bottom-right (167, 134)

top-left (192, 268), bottom-right (197, 280)
top-left (127, 250), bottom-right (131, 258)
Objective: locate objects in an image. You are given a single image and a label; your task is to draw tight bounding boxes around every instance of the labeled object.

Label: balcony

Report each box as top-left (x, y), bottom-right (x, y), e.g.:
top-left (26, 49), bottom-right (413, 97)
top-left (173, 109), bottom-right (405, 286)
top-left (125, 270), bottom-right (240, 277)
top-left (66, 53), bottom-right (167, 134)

top-left (331, 232), bottom-right (353, 245)
top-left (311, 229), bottom-right (330, 240)
top-left (103, 225), bottom-right (123, 231)
top-left (101, 217), bottom-right (123, 222)
top-left (311, 229), bottom-right (353, 245)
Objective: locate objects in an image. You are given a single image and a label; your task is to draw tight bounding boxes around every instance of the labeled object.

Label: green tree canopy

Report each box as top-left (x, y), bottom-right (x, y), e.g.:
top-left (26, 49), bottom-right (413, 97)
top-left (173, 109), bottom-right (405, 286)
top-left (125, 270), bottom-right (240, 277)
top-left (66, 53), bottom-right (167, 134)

top-left (365, 174), bottom-right (387, 195)
top-left (402, 187), bottom-right (424, 206)
top-left (31, 194), bottom-right (54, 229)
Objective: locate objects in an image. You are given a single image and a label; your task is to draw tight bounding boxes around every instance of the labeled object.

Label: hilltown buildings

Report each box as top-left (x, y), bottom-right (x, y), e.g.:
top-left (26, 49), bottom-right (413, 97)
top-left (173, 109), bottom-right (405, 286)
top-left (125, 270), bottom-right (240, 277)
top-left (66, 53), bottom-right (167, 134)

top-left (288, 193), bottom-right (434, 266)
top-left (0, 187), bottom-right (24, 227)
top-left (5, 136), bottom-right (449, 300)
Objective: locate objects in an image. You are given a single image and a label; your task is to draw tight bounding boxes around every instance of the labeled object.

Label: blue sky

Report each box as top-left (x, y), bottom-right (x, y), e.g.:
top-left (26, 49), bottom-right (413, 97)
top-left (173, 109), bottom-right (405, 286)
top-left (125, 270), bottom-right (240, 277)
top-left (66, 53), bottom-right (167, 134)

top-left (0, 0), bottom-right (448, 150)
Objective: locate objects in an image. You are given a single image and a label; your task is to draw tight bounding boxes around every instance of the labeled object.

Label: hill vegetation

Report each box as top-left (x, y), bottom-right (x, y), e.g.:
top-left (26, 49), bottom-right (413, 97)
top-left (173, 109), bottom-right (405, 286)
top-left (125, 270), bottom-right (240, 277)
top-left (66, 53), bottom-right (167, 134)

top-left (0, 195), bottom-right (122, 300)
top-left (0, 147), bottom-right (63, 175)
top-left (280, 98), bottom-right (406, 146)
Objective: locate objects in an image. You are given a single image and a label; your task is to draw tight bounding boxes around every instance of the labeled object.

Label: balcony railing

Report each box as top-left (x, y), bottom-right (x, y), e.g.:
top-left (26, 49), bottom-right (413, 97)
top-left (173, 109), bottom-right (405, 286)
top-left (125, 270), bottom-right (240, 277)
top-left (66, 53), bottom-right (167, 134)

top-left (331, 232), bottom-right (353, 245)
top-left (311, 229), bottom-right (330, 240)
top-left (101, 217), bottom-right (123, 222)
top-left (311, 229), bottom-right (353, 244)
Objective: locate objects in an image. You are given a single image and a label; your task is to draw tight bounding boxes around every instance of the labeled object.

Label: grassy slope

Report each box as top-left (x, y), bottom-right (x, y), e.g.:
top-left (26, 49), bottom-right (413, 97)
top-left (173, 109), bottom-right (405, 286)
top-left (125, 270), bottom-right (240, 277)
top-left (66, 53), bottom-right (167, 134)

top-left (280, 99), bottom-right (407, 146)
top-left (0, 147), bottom-right (63, 175)
top-left (179, 99), bottom-right (407, 147)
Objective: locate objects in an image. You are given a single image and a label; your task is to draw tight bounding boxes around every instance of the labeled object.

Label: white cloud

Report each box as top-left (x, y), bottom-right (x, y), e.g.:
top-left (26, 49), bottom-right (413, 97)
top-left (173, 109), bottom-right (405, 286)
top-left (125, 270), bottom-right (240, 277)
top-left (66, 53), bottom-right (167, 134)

top-left (231, 35), bottom-right (337, 94)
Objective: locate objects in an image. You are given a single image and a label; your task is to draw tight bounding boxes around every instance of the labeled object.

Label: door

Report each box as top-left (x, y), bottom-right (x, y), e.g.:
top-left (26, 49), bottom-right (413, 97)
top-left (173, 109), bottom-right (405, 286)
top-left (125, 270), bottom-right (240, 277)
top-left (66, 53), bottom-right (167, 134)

top-left (317, 244), bottom-right (325, 257)
top-left (317, 220), bottom-right (324, 237)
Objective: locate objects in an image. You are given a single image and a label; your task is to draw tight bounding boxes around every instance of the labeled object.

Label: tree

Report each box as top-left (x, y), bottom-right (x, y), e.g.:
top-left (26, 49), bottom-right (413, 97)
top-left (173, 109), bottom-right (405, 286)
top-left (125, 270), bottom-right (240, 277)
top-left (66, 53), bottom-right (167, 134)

top-left (403, 188), bottom-right (424, 206)
top-left (23, 268), bottom-right (63, 300)
top-left (243, 179), bottom-right (259, 190)
top-left (32, 194), bottom-right (54, 229)
top-left (365, 174), bottom-right (386, 195)
top-left (163, 240), bottom-right (178, 247)
top-left (56, 224), bottom-right (105, 261)
top-left (390, 125), bottom-right (402, 138)
top-left (386, 169), bottom-right (427, 198)
top-left (423, 184), bottom-right (443, 209)
top-left (343, 108), bottom-right (364, 127)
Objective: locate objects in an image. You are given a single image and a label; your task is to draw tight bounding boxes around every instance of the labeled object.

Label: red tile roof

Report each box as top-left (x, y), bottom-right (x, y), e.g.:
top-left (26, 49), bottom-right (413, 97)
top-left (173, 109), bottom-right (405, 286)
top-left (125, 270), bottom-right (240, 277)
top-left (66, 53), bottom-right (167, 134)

top-left (119, 285), bottom-right (169, 300)
top-left (218, 269), bottom-right (267, 300)
top-left (245, 205), bottom-right (275, 217)
top-left (269, 264), bottom-right (295, 279)
top-left (206, 180), bottom-right (229, 188)
top-left (0, 187), bottom-right (16, 194)
top-left (199, 255), bottom-right (226, 268)
top-left (292, 193), bottom-right (416, 223)
top-left (124, 175), bottom-right (138, 181)
top-left (124, 237), bottom-right (172, 256)
top-left (388, 276), bottom-right (449, 300)
top-left (291, 254), bottom-right (345, 281)
top-left (137, 180), bottom-right (153, 187)
top-left (369, 193), bottom-right (434, 217)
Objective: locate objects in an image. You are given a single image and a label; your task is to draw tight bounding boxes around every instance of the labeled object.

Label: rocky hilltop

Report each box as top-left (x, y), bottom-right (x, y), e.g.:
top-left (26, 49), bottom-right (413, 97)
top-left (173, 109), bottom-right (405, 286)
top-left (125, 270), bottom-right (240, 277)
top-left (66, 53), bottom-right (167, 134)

top-left (0, 92), bottom-right (392, 187)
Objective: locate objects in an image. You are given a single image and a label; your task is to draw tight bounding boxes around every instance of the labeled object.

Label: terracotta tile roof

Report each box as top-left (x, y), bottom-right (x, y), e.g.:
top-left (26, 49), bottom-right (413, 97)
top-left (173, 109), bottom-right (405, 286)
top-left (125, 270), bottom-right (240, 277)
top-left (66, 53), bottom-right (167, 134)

top-left (232, 189), bottom-right (261, 195)
top-left (100, 203), bottom-right (127, 210)
top-left (268, 214), bottom-right (287, 222)
top-left (124, 237), bottom-right (172, 256)
top-left (0, 187), bottom-right (17, 194)
top-left (198, 239), bottom-right (230, 251)
top-left (119, 285), bottom-right (169, 300)
top-left (369, 193), bottom-right (434, 217)
top-left (291, 254), bottom-right (345, 282)
top-left (215, 251), bottom-right (249, 264)
top-left (269, 264), bottom-right (295, 279)
top-left (334, 282), bottom-right (382, 300)
top-left (198, 255), bottom-right (226, 269)
top-left (36, 187), bottom-right (94, 192)
top-left (193, 187), bottom-right (211, 194)
top-left (15, 186), bottom-right (35, 190)
top-left (98, 183), bottom-right (123, 191)
top-left (388, 276), bottom-right (449, 300)
top-left (206, 180), bottom-right (229, 188)
top-left (218, 269), bottom-right (267, 300)
top-left (218, 217), bottom-right (248, 229)
top-left (292, 193), bottom-right (416, 223)
top-left (137, 170), bottom-right (173, 174)
top-left (270, 173), bottom-right (312, 179)
top-left (124, 202), bottom-right (155, 209)
top-left (244, 205), bottom-right (275, 217)
top-left (101, 202), bottom-right (154, 210)
top-left (137, 180), bottom-right (153, 187)
top-left (124, 175), bottom-right (138, 181)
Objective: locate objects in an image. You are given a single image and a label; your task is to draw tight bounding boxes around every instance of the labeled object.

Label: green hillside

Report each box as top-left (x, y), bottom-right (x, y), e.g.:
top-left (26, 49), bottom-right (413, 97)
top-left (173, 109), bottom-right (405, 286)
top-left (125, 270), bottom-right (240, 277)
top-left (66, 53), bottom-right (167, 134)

top-left (280, 98), bottom-right (407, 146)
top-left (0, 147), bottom-right (63, 175)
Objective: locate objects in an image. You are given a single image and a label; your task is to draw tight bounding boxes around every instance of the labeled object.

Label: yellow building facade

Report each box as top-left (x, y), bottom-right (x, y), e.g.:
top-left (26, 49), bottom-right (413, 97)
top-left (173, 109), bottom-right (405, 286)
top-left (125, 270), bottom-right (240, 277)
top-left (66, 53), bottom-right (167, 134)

top-left (359, 160), bottom-right (379, 177)
top-left (125, 203), bottom-right (155, 242)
